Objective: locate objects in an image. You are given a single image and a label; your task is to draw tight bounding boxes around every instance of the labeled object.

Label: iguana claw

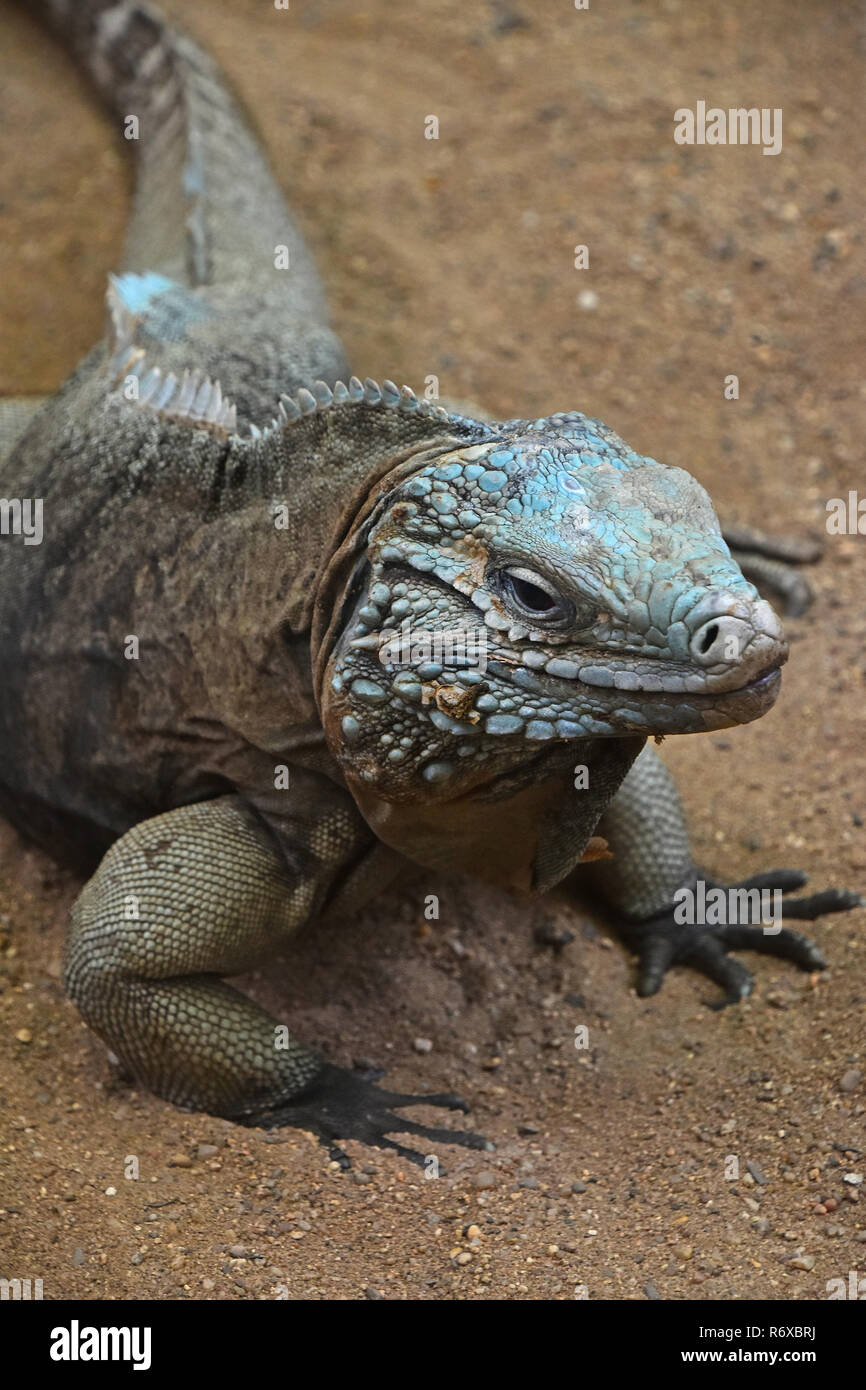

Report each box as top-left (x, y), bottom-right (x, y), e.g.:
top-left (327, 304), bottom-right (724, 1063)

top-left (239, 1064), bottom-right (493, 1168)
top-left (620, 869), bottom-right (862, 1008)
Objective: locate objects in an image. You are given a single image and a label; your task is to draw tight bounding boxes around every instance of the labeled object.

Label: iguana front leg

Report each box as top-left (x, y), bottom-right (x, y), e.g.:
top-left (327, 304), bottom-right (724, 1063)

top-left (582, 745), bottom-right (861, 1005)
top-left (65, 794), bottom-right (488, 1163)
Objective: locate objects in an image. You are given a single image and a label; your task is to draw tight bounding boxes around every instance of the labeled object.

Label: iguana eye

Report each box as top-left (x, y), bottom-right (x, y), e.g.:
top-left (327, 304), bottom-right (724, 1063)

top-left (499, 567), bottom-right (570, 623)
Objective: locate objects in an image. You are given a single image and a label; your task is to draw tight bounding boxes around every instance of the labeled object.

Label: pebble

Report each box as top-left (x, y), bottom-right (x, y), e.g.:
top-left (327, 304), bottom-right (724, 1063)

top-left (746, 1161), bottom-right (770, 1186)
top-left (72, 1248), bottom-right (85, 1267)
top-left (168, 1153), bottom-right (192, 1168)
top-left (839, 1069), bottom-right (862, 1093)
top-left (15, 1028), bottom-right (32, 1044)
top-left (473, 1170), bottom-right (497, 1190)
top-left (644, 1283), bottom-right (661, 1300)
top-left (571, 1181), bottom-right (587, 1194)
top-left (843, 1173), bottom-right (863, 1186)
top-left (788, 1254), bottom-right (815, 1271)
top-left (674, 1243), bottom-right (694, 1261)
top-left (412, 1037), bottom-right (433, 1054)
top-left (228, 1245), bottom-right (248, 1259)
top-left (130, 1252), bottom-right (144, 1266)
top-left (197, 1144), bottom-right (218, 1159)
top-left (364, 1287), bottom-right (384, 1300)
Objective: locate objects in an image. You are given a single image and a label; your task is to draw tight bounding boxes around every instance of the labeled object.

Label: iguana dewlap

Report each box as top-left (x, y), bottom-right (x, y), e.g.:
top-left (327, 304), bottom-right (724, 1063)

top-left (0, 0), bottom-right (858, 1162)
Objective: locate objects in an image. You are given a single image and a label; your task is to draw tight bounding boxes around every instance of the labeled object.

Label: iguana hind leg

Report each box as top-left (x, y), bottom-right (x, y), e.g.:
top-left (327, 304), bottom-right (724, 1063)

top-left (65, 794), bottom-right (488, 1161)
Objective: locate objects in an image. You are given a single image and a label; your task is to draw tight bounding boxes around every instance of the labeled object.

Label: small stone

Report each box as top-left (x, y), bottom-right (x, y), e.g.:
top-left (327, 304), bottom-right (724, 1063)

top-left (571, 1181), bottom-right (587, 1194)
top-left (824, 1197), bottom-right (838, 1212)
top-left (517, 1123), bottom-right (540, 1135)
top-left (15, 1029), bottom-right (32, 1044)
top-left (412, 1037), bottom-right (433, 1054)
top-left (456, 1251), bottom-right (472, 1265)
top-left (364, 1287), bottom-right (384, 1300)
top-left (643, 1283), bottom-right (661, 1300)
top-left (473, 1170), bottom-right (497, 1190)
top-left (674, 1243), bottom-right (694, 1261)
top-left (228, 1244), bottom-right (248, 1259)
top-left (72, 1248), bottom-right (85, 1267)
top-left (746, 1161), bottom-right (770, 1186)
top-left (197, 1144), bottom-right (218, 1160)
top-left (839, 1069), bottom-right (862, 1093)
top-left (104, 1187), bottom-right (117, 1197)
top-left (843, 1173), bottom-right (863, 1186)
top-left (788, 1254), bottom-right (815, 1271)
top-left (201, 1277), bottom-right (215, 1290)
top-left (465, 1225), bottom-right (482, 1240)
top-left (130, 1252), bottom-right (144, 1266)
top-left (168, 1153), bottom-right (192, 1168)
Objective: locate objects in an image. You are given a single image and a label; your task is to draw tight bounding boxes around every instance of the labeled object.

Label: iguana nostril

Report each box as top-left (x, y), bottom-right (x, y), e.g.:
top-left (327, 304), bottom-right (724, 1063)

top-left (689, 615), bottom-right (748, 665)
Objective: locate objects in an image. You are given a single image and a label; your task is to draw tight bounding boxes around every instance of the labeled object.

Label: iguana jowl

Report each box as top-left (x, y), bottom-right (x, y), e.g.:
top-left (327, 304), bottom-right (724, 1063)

top-left (0, 0), bottom-right (859, 1162)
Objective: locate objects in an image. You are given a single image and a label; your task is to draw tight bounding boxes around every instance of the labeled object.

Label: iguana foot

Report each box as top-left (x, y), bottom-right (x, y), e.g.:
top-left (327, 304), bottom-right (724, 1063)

top-left (619, 870), bottom-right (862, 1008)
top-left (238, 1063), bottom-right (494, 1167)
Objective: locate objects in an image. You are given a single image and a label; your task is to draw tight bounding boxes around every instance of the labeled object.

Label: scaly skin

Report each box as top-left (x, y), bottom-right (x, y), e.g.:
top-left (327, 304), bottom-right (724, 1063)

top-left (0, 0), bottom-right (858, 1164)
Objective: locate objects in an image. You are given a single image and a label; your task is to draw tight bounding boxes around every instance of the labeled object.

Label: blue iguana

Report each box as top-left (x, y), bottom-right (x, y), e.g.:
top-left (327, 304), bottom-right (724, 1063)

top-left (0, 0), bottom-right (858, 1163)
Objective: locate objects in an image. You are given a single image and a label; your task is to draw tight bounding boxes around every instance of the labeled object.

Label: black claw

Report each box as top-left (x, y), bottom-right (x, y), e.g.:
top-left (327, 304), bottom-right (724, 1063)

top-left (776, 889), bottom-right (864, 920)
top-left (735, 869), bottom-right (808, 893)
top-left (636, 934), bottom-right (676, 996)
top-left (237, 1063), bottom-right (489, 1167)
top-left (621, 869), bottom-right (858, 1005)
top-left (380, 1090), bottom-right (471, 1114)
top-left (720, 924), bottom-right (826, 968)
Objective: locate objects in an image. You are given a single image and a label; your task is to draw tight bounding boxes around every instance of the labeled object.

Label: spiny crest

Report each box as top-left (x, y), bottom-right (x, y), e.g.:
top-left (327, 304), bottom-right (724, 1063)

top-left (112, 353), bottom-right (238, 435)
top-left (256, 377), bottom-right (497, 443)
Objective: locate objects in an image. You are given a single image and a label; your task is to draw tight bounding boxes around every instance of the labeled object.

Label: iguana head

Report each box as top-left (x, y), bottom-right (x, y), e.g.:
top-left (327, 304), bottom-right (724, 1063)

top-left (319, 400), bottom-right (786, 805)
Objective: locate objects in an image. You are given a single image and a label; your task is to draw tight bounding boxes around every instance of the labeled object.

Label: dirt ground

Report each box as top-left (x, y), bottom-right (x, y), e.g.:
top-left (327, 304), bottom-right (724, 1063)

top-left (0, 0), bottom-right (863, 1302)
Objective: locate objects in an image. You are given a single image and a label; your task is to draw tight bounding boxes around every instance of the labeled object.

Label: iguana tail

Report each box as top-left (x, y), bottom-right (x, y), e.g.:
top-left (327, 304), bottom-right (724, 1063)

top-left (28, 0), bottom-right (330, 320)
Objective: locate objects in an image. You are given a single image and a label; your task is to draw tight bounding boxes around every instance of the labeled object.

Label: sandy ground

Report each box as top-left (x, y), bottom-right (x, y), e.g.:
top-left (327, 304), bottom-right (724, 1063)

top-left (0, 0), bottom-right (863, 1302)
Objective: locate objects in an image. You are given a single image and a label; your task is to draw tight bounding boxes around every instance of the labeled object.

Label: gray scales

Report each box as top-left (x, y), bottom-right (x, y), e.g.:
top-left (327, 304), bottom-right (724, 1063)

top-left (0, 0), bottom-right (858, 1163)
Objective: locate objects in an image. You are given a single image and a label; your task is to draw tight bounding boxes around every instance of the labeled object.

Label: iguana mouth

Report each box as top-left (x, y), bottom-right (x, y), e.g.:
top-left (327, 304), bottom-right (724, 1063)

top-left (487, 655), bottom-right (784, 703)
